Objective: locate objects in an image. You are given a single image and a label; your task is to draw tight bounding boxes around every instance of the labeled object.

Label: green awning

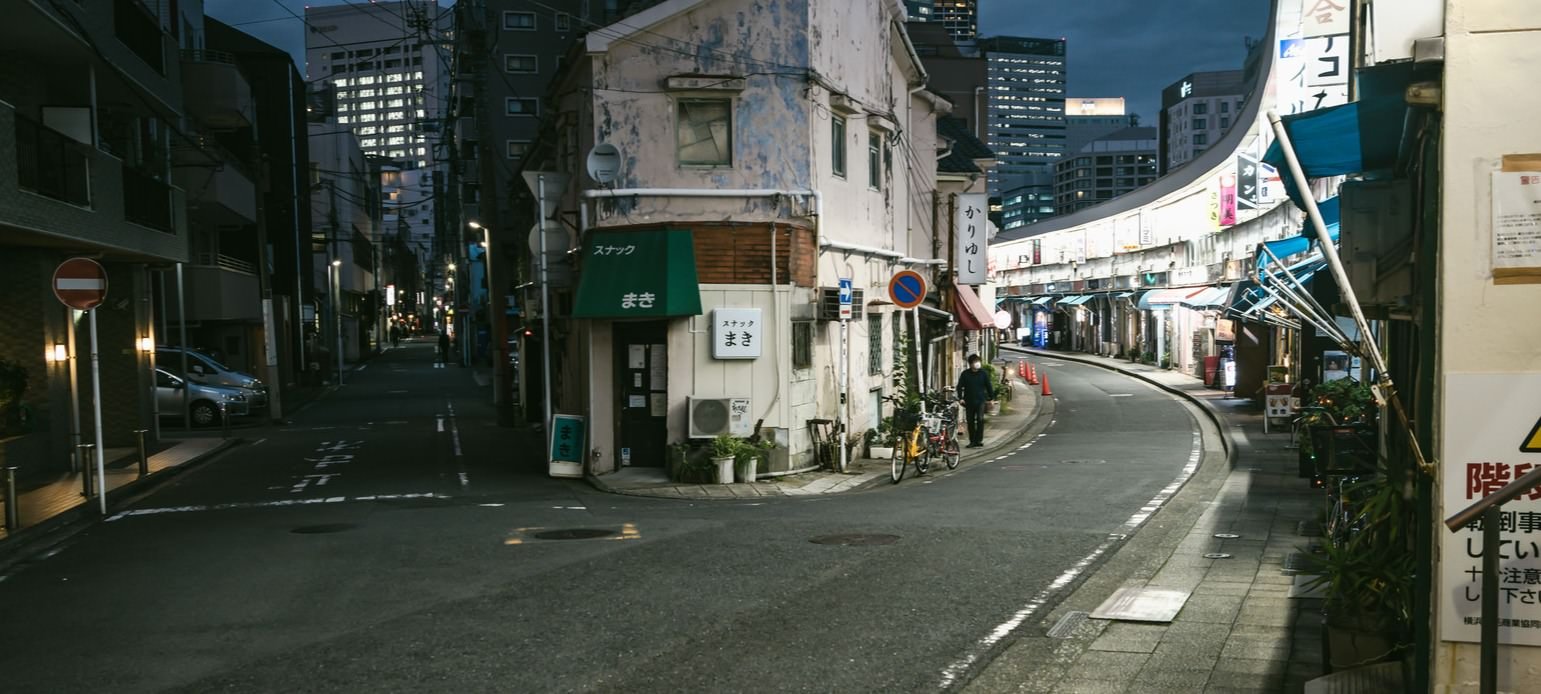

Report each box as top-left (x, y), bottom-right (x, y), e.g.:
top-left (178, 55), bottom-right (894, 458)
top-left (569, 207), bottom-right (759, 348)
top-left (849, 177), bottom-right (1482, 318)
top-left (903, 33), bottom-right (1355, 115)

top-left (572, 229), bottom-right (703, 318)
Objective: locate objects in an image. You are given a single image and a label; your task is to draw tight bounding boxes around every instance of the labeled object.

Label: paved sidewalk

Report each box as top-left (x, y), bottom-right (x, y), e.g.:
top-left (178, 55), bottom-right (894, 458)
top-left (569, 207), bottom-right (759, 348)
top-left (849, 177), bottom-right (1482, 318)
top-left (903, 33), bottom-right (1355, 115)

top-left (0, 436), bottom-right (236, 543)
top-left (959, 347), bottom-right (1332, 694)
top-left (588, 378), bottom-right (1051, 499)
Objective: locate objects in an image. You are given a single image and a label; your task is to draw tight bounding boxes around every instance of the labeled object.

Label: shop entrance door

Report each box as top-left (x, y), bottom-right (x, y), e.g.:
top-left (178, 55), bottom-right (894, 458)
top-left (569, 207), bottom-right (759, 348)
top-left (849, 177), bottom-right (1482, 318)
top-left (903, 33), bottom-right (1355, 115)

top-left (614, 320), bottom-right (668, 467)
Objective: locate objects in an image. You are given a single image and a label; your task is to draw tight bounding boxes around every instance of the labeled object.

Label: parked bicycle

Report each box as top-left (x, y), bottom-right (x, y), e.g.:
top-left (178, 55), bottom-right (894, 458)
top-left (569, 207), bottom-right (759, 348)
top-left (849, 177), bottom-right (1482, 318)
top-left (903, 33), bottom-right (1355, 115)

top-left (884, 391), bottom-right (961, 484)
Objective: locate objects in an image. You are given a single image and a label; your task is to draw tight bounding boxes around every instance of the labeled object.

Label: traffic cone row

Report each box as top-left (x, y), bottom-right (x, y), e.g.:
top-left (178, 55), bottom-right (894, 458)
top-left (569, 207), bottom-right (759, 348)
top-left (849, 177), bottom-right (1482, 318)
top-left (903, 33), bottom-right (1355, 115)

top-left (1041, 373), bottom-right (1052, 397)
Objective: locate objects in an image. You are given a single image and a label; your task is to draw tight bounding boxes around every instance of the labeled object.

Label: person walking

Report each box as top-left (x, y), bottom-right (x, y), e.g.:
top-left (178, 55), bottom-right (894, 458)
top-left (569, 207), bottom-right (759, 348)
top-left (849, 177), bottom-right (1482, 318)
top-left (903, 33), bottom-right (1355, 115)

top-left (955, 354), bottom-right (996, 448)
top-left (437, 330), bottom-right (450, 364)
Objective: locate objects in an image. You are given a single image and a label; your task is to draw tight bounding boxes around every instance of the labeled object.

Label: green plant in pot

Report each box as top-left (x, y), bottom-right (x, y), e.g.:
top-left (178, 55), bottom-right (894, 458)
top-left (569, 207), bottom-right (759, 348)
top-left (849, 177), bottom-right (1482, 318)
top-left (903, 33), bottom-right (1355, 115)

top-left (1297, 378), bottom-right (1377, 459)
top-left (735, 437), bottom-right (772, 483)
top-left (1306, 473), bottom-right (1415, 671)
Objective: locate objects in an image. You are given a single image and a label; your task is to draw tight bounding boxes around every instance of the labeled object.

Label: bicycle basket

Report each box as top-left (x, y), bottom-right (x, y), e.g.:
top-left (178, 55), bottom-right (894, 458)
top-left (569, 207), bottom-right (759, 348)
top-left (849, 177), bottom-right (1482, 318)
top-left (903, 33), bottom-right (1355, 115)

top-left (894, 408), bottom-right (921, 432)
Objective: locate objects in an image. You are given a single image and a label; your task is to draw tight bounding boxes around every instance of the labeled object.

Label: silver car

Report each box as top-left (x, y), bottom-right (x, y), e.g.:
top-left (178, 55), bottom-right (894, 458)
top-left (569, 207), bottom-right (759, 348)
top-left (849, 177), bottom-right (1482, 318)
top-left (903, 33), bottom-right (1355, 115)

top-left (155, 368), bottom-right (250, 426)
top-left (155, 346), bottom-right (268, 409)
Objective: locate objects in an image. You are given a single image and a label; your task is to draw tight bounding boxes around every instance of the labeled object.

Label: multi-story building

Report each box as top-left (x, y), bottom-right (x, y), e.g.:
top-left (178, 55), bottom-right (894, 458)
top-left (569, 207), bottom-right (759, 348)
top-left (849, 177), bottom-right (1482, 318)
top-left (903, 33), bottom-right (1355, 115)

top-left (903, 0), bottom-right (934, 22)
top-left (0, 0), bottom-right (195, 478)
top-left (304, 1), bottom-right (451, 168)
top-left (1052, 126), bottom-right (1158, 215)
top-left (932, 0), bottom-right (977, 42)
top-left (1063, 97), bottom-right (1137, 156)
top-left (907, 21), bottom-right (987, 143)
top-left (1159, 70), bottom-right (1245, 174)
top-left (978, 36), bottom-right (1067, 224)
top-left (308, 125), bottom-right (381, 368)
top-left (519, 0), bottom-right (985, 475)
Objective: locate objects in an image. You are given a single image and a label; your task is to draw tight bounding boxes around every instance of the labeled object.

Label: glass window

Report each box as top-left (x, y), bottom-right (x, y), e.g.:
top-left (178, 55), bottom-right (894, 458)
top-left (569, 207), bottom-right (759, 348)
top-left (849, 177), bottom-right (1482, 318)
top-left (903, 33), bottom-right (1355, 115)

top-left (358, 127), bottom-right (376, 135)
top-left (1194, 133), bottom-right (1208, 146)
top-left (337, 116), bottom-right (350, 124)
top-left (504, 55), bottom-right (538, 74)
top-left (505, 98), bottom-right (538, 116)
top-left (416, 109), bottom-right (426, 118)
top-left (358, 89), bottom-right (376, 98)
top-left (1220, 117), bottom-right (1230, 130)
top-left (357, 76), bottom-right (376, 85)
top-left (831, 116), bottom-right (846, 178)
top-left (792, 322), bottom-right (813, 370)
top-left (503, 11), bottom-right (536, 30)
top-left (1193, 117), bottom-right (1207, 130)
top-left (387, 137), bottom-right (406, 145)
top-left (386, 111), bottom-right (405, 120)
top-left (868, 313), bottom-right (883, 375)
top-left (360, 138), bottom-right (378, 146)
top-left (385, 86), bottom-right (404, 95)
top-left (676, 98), bottom-right (732, 166)
top-left (1193, 102), bottom-right (1208, 114)
top-left (359, 114), bottom-right (377, 122)
top-left (359, 101), bottom-right (378, 111)
top-left (556, 13), bottom-right (572, 31)
top-left (867, 132), bottom-right (882, 190)
top-left (507, 140), bottom-right (531, 159)
top-left (386, 73), bottom-right (405, 83)
top-left (1220, 101), bottom-right (1230, 113)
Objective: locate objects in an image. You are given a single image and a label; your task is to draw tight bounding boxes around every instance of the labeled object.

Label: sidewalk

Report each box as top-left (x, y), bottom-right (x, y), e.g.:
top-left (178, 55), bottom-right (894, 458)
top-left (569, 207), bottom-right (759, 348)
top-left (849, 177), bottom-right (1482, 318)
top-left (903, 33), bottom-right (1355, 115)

top-left (960, 347), bottom-right (1337, 693)
top-left (588, 378), bottom-right (1053, 500)
top-left (0, 436), bottom-right (236, 544)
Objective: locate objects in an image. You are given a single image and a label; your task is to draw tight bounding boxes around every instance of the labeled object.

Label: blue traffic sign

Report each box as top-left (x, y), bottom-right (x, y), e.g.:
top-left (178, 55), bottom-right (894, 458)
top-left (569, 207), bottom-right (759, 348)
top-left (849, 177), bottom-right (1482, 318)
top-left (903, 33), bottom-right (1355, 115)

top-left (888, 270), bottom-right (927, 309)
top-left (837, 278), bottom-right (853, 304)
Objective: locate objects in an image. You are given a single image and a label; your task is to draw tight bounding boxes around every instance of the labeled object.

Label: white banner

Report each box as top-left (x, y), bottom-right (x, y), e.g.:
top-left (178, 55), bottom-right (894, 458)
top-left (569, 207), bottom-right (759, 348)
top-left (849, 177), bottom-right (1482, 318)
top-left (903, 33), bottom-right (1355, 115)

top-left (1301, 0), bottom-right (1350, 38)
top-left (955, 193), bottom-right (989, 285)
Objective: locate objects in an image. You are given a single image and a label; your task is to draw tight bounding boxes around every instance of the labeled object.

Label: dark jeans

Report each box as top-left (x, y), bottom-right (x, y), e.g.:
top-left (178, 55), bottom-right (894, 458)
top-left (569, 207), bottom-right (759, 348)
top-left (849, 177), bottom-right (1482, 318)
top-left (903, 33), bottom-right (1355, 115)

top-left (964, 401), bottom-right (986, 445)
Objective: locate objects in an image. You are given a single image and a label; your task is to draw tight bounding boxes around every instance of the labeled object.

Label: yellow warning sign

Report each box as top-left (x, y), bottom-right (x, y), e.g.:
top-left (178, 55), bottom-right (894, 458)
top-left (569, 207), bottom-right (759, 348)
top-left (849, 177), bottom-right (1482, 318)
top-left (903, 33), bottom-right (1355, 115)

top-left (1526, 416), bottom-right (1541, 453)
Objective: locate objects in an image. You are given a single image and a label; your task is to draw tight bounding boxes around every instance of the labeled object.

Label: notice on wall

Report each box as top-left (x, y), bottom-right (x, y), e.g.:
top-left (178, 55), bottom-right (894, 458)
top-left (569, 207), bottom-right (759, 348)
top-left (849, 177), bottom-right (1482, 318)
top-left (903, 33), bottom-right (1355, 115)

top-left (628, 345), bottom-right (646, 369)
top-left (649, 343), bottom-right (667, 390)
top-left (955, 193), bottom-right (989, 285)
top-left (712, 308), bottom-right (762, 359)
top-left (1440, 373), bottom-right (1541, 645)
top-left (1491, 171), bottom-right (1541, 283)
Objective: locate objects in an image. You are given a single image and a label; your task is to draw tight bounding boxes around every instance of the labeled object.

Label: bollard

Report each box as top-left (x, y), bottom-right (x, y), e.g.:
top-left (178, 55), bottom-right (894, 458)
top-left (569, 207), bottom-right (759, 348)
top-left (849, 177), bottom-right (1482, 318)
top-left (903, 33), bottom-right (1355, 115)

top-left (77, 443), bottom-right (95, 498)
top-left (4, 466), bottom-right (18, 531)
top-left (133, 429), bottom-right (149, 477)
top-left (1041, 374), bottom-right (1052, 397)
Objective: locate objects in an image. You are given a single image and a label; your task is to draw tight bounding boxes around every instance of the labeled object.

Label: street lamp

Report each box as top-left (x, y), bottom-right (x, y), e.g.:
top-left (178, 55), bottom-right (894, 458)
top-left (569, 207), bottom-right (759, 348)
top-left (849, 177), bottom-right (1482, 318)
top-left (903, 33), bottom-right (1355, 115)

top-left (330, 258), bottom-right (343, 385)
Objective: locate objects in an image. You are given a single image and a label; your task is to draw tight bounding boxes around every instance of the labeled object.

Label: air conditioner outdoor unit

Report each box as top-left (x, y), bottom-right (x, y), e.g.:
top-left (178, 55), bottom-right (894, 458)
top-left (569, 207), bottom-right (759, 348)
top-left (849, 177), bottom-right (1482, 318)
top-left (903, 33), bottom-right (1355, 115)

top-left (688, 396), bottom-right (752, 438)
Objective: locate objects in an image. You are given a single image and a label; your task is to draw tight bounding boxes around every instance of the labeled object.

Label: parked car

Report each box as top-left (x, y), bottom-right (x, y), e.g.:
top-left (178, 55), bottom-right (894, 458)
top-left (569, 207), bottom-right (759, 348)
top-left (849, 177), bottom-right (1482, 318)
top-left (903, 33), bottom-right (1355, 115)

top-left (155, 346), bottom-right (268, 409)
top-left (155, 368), bottom-right (250, 426)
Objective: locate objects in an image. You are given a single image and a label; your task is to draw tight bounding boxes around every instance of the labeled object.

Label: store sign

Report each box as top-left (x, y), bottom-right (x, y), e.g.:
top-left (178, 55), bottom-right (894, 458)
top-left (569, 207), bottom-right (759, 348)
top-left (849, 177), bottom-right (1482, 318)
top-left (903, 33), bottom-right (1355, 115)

top-left (1219, 172), bottom-right (1238, 226)
top-left (712, 308), bottom-right (763, 359)
top-left (1265, 383), bottom-right (1293, 420)
top-left (1440, 373), bottom-right (1541, 645)
top-left (1302, 0), bottom-right (1351, 38)
top-left (548, 414), bottom-right (587, 478)
top-left (955, 194), bottom-right (989, 284)
top-left (1238, 156), bottom-right (1261, 211)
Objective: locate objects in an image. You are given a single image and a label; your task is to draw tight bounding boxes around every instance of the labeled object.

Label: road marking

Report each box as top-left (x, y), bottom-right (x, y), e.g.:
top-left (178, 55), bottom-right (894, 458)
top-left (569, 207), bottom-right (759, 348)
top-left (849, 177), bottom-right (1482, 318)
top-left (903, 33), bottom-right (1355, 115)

top-left (252, 438), bottom-right (267, 446)
top-left (357, 364), bottom-right (367, 371)
top-left (937, 432), bottom-right (1207, 690)
top-left (384, 420), bottom-right (409, 425)
top-left (479, 503), bottom-right (505, 507)
top-left (1109, 393), bottom-right (1134, 398)
top-left (446, 399), bottom-right (466, 488)
top-left (105, 493), bottom-right (451, 520)
top-left (436, 417), bottom-right (445, 433)
top-left (458, 472), bottom-right (469, 487)
top-left (434, 363), bottom-right (445, 369)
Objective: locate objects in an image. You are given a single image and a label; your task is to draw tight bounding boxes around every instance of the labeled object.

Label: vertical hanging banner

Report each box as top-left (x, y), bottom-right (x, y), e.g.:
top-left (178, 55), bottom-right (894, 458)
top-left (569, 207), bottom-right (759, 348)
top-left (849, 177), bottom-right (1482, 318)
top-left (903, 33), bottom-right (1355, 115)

top-left (1237, 155), bottom-right (1261, 211)
top-left (1219, 171), bottom-right (1238, 226)
top-left (955, 193), bottom-right (989, 285)
top-left (1301, 0), bottom-right (1351, 38)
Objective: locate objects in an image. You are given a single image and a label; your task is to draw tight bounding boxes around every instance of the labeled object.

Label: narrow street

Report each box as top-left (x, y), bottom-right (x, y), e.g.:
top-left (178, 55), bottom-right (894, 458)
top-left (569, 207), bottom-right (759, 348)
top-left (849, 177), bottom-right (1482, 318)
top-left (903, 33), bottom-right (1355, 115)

top-left (0, 343), bottom-right (1208, 693)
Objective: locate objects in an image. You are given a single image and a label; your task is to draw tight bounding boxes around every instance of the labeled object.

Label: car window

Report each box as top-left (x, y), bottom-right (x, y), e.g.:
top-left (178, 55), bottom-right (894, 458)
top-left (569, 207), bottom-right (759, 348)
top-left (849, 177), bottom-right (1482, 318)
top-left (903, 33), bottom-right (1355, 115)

top-left (155, 370), bottom-right (179, 388)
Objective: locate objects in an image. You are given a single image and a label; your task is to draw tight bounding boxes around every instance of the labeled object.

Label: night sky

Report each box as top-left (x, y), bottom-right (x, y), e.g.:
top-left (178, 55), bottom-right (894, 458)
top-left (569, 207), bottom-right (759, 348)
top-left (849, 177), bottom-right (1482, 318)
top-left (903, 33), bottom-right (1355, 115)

top-left (206, 0), bottom-right (1272, 121)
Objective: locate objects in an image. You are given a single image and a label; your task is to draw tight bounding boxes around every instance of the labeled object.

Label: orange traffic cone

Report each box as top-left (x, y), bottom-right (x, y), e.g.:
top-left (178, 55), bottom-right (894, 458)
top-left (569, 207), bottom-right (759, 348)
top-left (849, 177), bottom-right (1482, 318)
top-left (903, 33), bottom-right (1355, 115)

top-left (1028, 365), bottom-right (1038, 385)
top-left (1041, 373), bottom-right (1052, 397)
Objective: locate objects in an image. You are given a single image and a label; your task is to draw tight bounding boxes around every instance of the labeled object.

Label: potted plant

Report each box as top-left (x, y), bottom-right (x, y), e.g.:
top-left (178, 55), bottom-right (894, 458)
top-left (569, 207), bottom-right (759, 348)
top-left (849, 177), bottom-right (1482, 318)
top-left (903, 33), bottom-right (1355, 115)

top-left (1297, 379), bottom-right (1377, 460)
top-left (735, 438), bottom-right (773, 483)
top-left (710, 434), bottom-right (738, 484)
top-left (1306, 474), bottom-right (1414, 671)
top-left (981, 362), bottom-right (1003, 415)
top-left (869, 419), bottom-right (895, 460)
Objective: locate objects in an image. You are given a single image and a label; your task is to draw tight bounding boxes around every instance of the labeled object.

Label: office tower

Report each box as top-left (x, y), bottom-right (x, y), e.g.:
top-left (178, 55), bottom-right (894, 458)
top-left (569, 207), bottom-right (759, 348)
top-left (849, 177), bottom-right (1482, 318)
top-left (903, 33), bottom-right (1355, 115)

top-left (978, 35), bottom-right (1067, 225)
top-left (1159, 70), bottom-right (1245, 174)
top-left (933, 0), bottom-right (977, 42)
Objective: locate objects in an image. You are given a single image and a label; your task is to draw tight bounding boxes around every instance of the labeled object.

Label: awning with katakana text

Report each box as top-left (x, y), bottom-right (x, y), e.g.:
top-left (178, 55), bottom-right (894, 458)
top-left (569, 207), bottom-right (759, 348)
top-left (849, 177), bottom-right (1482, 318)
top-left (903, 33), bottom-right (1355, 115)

top-left (572, 228), bottom-right (703, 319)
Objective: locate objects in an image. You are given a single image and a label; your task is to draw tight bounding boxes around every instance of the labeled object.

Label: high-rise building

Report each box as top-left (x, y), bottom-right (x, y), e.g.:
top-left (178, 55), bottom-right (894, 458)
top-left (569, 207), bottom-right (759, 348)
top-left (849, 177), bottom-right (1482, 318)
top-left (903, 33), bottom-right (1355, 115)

top-left (1052, 127), bottom-right (1158, 216)
top-left (1158, 70), bottom-right (1245, 174)
top-left (978, 35), bottom-right (1067, 225)
top-left (904, 0), bottom-right (934, 22)
top-left (907, 21), bottom-right (987, 142)
top-left (1063, 97), bottom-right (1138, 159)
top-left (933, 0), bottom-right (977, 42)
top-left (305, 1), bottom-right (452, 168)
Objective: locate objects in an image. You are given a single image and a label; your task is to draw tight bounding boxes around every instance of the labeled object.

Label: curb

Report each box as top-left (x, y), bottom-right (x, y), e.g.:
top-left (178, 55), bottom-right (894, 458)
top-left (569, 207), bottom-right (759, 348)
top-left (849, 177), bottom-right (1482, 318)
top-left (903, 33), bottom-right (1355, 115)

top-left (582, 389), bottom-right (1059, 501)
top-left (1003, 346), bottom-right (1236, 462)
top-left (0, 438), bottom-right (243, 570)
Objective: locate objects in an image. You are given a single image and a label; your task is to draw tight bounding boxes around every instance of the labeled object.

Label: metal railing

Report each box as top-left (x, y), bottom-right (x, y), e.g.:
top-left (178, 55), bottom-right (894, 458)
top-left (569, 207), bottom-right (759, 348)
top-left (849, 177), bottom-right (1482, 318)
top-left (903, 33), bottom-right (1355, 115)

top-left (194, 252), bottom-right (257, 275)
top-left (14, 114), bottom-right (91, 206)
top-left (180, 48), bottom-right (237, 65)
top-left (1443, 464), bottom-right (1541, 694)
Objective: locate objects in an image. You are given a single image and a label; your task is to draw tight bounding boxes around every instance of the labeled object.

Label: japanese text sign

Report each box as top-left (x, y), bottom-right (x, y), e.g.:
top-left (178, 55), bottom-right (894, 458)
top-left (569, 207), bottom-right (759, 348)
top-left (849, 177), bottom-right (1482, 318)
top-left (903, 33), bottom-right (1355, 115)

top-left (1440, 373), bottom-right (1541, 645)
top-left (711, 307), bottom-right (762, 360)
top-left (955, 193), bottom-right (989, 285)
top-left (549, 414), bottom-right (587, 466)
top-left (1302, 0), bottom-right (1350, 39)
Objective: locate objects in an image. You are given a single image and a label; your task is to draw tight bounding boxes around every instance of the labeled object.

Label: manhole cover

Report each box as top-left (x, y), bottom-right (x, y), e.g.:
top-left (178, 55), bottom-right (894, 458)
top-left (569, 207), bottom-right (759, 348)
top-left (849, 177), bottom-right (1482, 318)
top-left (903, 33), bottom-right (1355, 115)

top-left (533, 528), bottom-right (616, 540)
top-left (810, 533), bottom-right (899, 546)
top-left (291, 523), bottom-right (356, 534)
top-left (1203, 553), bottom-right (1233, 559)
top-left (1213, 533), bottom-right (1241, 539)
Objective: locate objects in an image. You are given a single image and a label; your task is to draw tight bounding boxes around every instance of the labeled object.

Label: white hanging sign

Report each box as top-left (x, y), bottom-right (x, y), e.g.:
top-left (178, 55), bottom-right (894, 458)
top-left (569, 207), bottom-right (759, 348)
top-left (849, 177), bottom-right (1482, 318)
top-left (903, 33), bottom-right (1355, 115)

top-left (955, 193), bottom-right (989, 285)
top-left (1302, 0), bottom-right (1351, 38)
top-left (712, 308), bottom-right (762, 359)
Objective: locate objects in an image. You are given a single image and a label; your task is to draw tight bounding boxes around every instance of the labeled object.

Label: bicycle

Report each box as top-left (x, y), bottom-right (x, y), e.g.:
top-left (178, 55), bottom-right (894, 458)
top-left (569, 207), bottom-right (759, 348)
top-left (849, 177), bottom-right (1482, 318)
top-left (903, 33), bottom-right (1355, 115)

top-left (883, 396), bottom-right (923, 483)
top-left (921, 391), bottom-right (962, 473)
top-left (884, 392), bottom-right (961, 483)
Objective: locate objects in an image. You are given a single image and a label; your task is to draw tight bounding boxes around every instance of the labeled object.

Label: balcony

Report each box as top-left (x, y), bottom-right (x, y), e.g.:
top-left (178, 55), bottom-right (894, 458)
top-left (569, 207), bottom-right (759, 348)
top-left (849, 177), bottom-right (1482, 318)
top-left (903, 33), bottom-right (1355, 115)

top-left (174, 160), bottom-right (257, 226)
top-left (14, 113), bottom-right (91, 207)
top-left (180, 49), bottom-right (254, 130)
top-left (173, 255), bottom-right (261, 322)
top-left (122, 164), bottom-right (175, 233)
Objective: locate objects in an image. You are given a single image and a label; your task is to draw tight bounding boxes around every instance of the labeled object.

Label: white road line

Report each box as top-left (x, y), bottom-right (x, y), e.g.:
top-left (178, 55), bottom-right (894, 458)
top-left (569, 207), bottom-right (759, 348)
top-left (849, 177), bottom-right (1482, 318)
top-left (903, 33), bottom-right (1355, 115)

top-left (252, 438), bottom-right (267, 446)
top-left (458, 472), bottom-right (469, 487)
top-left (449, 417), bottom-right (463, 457)
top-left (357, 364), bottom-right (367, 371)
top-left (1109, 393), bottom-right (1134, 398)
top-left (937, 432), bottom-right (1207, 690)
top-left (436, 417), bottom-right (445, 433)
top-left (104, 492), bottom-right (450, 521)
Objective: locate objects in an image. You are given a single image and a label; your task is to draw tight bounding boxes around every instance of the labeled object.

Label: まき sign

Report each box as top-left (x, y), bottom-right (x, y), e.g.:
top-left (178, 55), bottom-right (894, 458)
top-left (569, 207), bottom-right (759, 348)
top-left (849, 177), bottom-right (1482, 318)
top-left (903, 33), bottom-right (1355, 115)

top-left (712, 308), bottom-right (762, 360)
top-left (548, 414), bottom-right (587, 478)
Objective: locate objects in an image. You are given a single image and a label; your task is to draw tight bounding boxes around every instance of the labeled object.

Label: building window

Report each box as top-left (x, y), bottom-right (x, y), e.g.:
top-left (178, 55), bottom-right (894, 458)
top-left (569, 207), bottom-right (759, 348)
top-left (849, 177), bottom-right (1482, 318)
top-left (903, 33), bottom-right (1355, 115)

top-left (556, 12), bottom-right (572, 31)
top-left (831, 116), bottom-right (846, 178)
top-left (506, 140), bottom-right (530, 159)
top-left (1193, 117), bottom-right (1207, 130)
top-left (1219, 116), bottom-right (1230, 130)
top-left (1193, 102), bottom-right (1208, 115)
top-left (676, 98), bottom-right (732, 166)
top-left (1220, 101), bottom-right (1230, 113)
top-left (867, 132), bottom-right (882, 190)
top-left (1194, 133), bottom-right (1208, 146)
top-left (504, 54), bottom-right (537, 74)
top-left (503, 11), bottom-right (536, 30)
top-left (792, 322), bottom-right (813, 369)
top-left (506, 97), bottom-right (539, 116)
top-left (868, 313), bottom-right (883, 375)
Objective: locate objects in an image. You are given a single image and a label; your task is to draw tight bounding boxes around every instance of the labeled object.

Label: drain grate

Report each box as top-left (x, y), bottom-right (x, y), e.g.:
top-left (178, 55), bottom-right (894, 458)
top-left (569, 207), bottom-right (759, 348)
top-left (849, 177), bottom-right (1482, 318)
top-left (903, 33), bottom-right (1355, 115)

top-left (1283, 552), bottom-right (1325, 574)
top-left (533, 528), bottom-right (616, 540)
top-left (1047, 611), bottom-right (1090, 638)
top-left (810, 533), bottom-right (899, 546)
top-left (291, 523), bottom-right (356, 534)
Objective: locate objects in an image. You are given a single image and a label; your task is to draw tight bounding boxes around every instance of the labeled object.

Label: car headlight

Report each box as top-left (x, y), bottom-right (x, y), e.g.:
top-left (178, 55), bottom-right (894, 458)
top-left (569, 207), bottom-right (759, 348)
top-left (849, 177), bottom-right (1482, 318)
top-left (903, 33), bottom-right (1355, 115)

top-left (224, 393), bottom-right (247, 401)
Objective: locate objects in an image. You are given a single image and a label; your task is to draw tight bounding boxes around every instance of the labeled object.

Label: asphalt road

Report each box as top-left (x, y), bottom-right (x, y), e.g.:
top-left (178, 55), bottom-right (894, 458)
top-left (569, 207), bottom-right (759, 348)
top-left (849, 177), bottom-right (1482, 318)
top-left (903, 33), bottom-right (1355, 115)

top-left (0, 341), bottom-right (1205, 693)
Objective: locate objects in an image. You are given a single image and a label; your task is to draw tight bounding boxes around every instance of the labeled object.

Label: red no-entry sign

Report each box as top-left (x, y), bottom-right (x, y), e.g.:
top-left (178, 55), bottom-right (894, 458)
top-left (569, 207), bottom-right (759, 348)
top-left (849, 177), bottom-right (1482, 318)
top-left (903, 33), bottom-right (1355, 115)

top-left (52, 257), bottom-right (109, 310)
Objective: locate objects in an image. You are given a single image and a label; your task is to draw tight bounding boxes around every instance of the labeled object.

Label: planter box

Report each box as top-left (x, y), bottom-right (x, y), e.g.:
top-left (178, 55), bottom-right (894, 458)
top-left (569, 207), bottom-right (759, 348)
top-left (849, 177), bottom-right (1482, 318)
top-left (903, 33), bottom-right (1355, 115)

top-left (869, 446), bottom-right (894, 459)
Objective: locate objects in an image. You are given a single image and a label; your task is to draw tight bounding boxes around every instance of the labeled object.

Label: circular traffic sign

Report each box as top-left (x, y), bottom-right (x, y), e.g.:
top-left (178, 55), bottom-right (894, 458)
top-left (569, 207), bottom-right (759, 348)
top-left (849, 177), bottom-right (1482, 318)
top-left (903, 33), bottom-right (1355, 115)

top-left (993, 310), bottom-right (1012, 330)
top-left (52, 257), bottom-right (108, 310)
top-left (888, 270), bottom-right (927, 309)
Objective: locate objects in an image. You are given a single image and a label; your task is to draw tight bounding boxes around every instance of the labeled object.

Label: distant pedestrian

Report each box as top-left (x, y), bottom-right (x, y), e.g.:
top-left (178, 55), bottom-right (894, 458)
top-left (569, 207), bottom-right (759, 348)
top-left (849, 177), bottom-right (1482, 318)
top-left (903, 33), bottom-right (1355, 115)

top-left (955, 354), bottom-right (996, 448)
top-left (390, 325), bottom-right (400, 348)
top-left (438, 331), bottom-right (450, 363)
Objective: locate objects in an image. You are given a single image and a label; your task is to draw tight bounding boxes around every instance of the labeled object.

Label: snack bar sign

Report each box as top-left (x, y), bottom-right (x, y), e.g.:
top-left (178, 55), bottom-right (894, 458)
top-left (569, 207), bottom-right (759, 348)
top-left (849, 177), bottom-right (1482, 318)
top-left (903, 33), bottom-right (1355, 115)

top-left (712, 308), bottom-right (762, 360)
top-left (1440, 373), bottom-right (1541, 645)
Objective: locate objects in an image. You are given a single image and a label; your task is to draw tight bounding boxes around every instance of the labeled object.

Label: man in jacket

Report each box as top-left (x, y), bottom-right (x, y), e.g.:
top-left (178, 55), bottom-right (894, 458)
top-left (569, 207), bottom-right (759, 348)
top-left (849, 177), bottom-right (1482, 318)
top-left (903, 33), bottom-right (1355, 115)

top-left (955, 354), bottom-right (996, 448)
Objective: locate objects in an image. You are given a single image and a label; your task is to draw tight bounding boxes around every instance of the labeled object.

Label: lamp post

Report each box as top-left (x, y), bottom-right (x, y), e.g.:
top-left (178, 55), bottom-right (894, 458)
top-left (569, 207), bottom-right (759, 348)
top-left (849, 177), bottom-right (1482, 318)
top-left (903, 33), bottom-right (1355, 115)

top-left (330, 258), bottom-right (343, 385)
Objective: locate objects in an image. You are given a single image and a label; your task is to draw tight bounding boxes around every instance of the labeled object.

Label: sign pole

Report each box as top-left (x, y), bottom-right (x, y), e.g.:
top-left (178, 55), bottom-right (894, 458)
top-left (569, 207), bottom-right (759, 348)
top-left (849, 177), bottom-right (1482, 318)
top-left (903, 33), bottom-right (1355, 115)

top-left (912, 306), bottom-right (924, 412)
top-left (66, 307), bottom-right (82, 471)
top-left (88, 308), bottom-right (106, 515)
top-left (839, 316), bottom-right (848, 473)
top-left (177, 263), bottom-right (190, 430)
top-left (538, 174), bottom-right (553, 454)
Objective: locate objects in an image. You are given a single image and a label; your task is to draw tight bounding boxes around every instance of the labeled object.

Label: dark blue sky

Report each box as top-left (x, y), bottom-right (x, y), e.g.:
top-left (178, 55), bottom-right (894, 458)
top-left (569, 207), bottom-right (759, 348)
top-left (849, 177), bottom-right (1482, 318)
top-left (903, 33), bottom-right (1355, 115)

top-left (979, 0), bottom-right (1271, 120)
top-left (206, 1), bottom-right (1271, 119)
